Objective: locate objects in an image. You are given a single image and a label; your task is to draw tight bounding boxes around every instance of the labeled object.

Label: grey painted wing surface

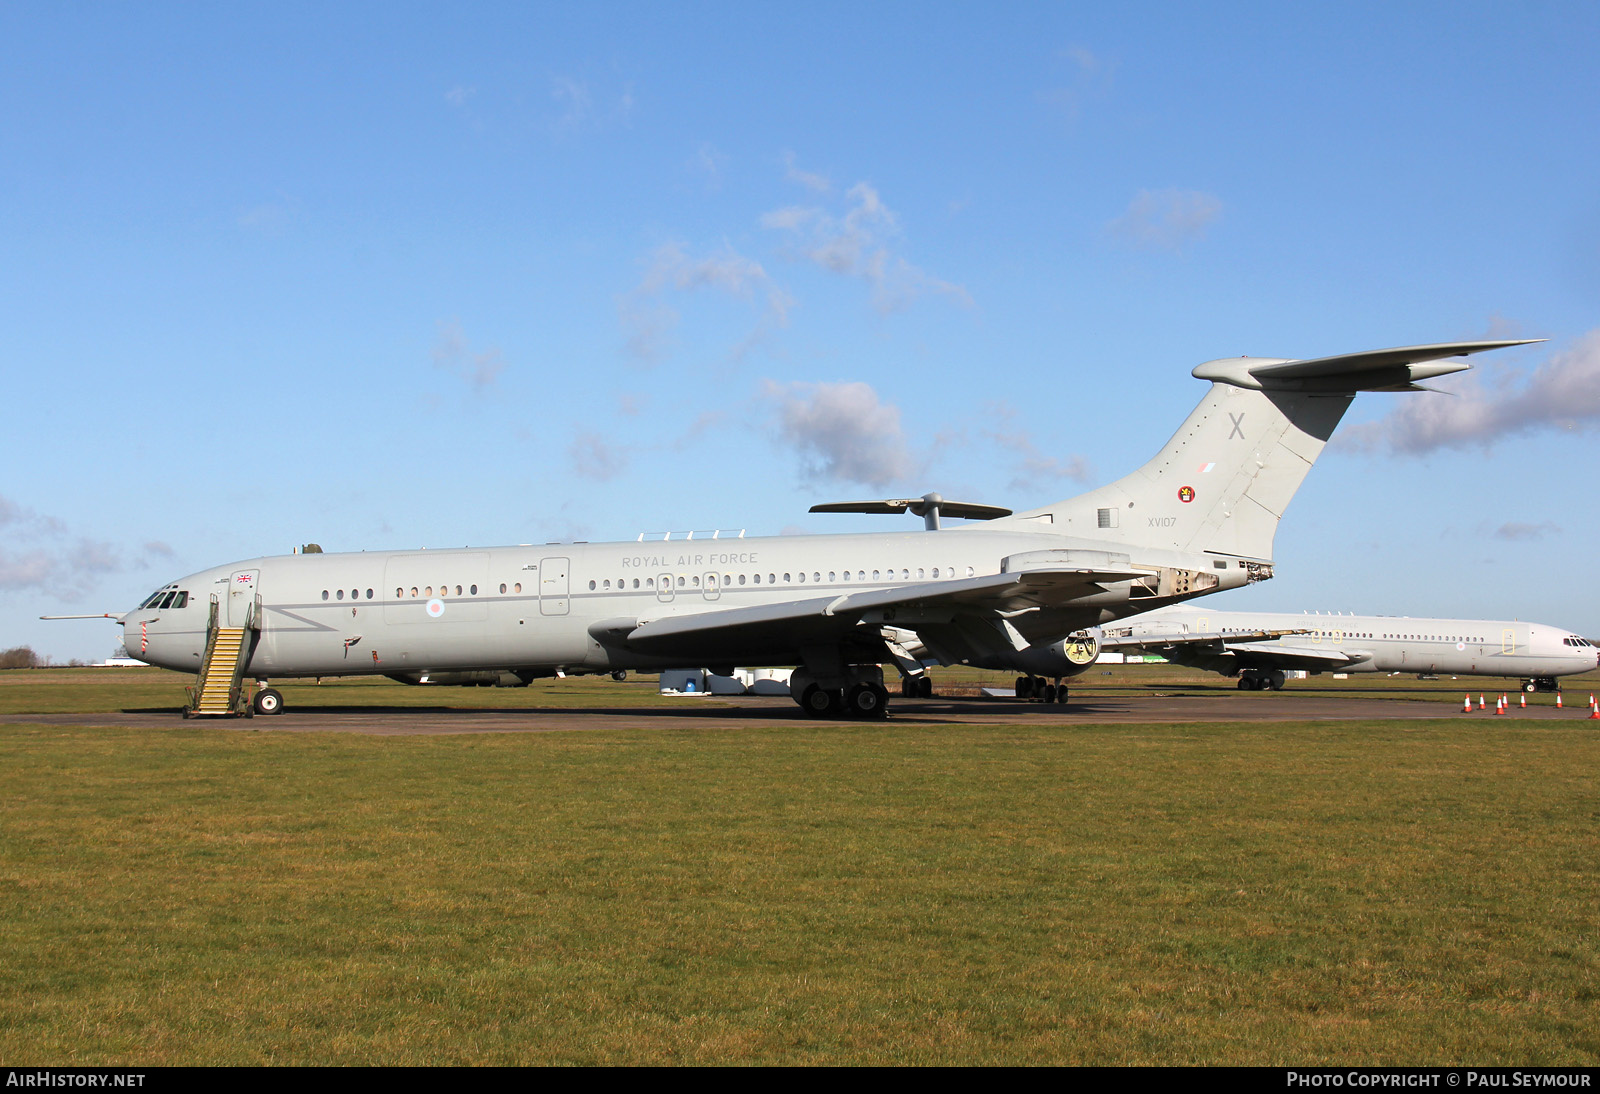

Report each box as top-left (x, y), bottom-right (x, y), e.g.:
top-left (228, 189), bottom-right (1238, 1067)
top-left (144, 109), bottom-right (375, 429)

top-left (625, 566), bottom-right (1147, 649)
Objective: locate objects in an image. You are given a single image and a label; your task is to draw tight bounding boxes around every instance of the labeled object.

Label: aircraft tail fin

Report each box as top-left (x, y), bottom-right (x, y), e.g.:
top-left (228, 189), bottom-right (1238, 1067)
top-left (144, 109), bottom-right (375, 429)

top-left (992, 340), bottom-right (1538, 562)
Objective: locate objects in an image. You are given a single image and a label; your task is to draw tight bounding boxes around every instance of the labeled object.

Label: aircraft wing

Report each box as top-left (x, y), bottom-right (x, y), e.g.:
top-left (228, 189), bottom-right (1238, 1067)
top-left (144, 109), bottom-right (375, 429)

top-left (607, 564), bottom-right (1146, 660)
top-left (1216, 641), bottom-right (1367, 670)
top-left (1098, 627), bottom-right (1308, 652)
top-left (1102, 627), bottom-right (1367, 672)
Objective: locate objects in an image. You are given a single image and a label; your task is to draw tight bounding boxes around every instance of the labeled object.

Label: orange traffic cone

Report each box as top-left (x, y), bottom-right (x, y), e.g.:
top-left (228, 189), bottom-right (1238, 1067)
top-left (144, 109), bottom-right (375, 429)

top-left (1589, 699), bottom-right (1599, 720)
top-left (1463, 694), bottom-right (1473, 713)
top-left (1520, 693), bottom-right (1527, 709)
top-left (1493, 695), bottom-right (1502, 715)
top-left (1557, 692), bottom-right (1564, 708)
top-left (1479, 694), bottom-right (1486, 710)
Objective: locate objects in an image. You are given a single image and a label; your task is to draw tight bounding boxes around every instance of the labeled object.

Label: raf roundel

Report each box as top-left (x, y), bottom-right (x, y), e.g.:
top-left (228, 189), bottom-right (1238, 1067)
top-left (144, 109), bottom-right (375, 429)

top-left (1178, 485), bottom-right (1196, 504)
top-left (426, 599), bottom-right (446, 619)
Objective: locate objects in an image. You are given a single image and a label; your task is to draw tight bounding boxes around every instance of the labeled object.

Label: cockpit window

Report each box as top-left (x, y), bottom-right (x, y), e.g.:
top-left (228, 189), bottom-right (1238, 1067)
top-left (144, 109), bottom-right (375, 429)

top-left (139, 588), bottom-right (168, 609)
top-left (157, 591), bottom-right (177, 610)
top-left (174, 592), bottom-right (189, 609)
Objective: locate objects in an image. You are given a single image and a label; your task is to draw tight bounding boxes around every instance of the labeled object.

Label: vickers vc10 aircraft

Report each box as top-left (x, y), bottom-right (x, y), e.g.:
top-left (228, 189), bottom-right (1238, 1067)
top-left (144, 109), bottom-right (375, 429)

top-left (1098, 606), bottom-right (1599, 692)
top-left (99, 340), bottom-right (1535, 719)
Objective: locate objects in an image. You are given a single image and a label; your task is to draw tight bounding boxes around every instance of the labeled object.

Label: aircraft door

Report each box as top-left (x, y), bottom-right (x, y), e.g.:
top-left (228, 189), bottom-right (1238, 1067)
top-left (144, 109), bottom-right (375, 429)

top-left (539, 557), bottom-right (569, 616)
top-left (1502, 628), bottom-right (1516, 654)
top-left (657, 573), bottom-right (674, 603)
top-left (227, 570), bottom-right (259, 627)
top-left (703, 571), bottom-right (720, 601)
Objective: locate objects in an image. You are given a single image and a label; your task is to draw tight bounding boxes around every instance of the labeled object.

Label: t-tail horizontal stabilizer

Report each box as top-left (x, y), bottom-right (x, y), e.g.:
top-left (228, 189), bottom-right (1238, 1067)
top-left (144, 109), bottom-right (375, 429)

top-left (1191, 339), bottom-right (1543, 392)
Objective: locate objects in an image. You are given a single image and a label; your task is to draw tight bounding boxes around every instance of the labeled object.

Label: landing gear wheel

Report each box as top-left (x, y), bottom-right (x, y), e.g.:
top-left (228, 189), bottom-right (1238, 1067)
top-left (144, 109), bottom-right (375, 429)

top-left (901, 677), bottom-right (915, 698)
top-left (1015, 676), bottom-right (1033, 700)
top-left (846, 683), bottom-right (889, 720)
top-left (1055, 686), bottom-right (1068, 705)
top-left (1524, 680), bottom-right (1537, 693)
top-left (1040, 683), bottom-right (1057, 703)
top-left (611, 670), bottom-right (627, 682)
top-left (801, 684), bottom-right (844, 718)
top-left (253, 688), bottom-right (284, 716)
top-left (917, 676), bottom-right (933, 699)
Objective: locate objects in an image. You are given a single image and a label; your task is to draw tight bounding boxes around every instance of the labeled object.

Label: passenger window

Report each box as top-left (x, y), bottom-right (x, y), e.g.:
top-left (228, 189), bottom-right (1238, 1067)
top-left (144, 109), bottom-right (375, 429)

top-left (500, 583), bottom-right (507, 594)
top-left (322, 590), bottom-right (330, 601)
top-left (366, 589), bottom-right (373, 599)
top-left (677, 576), bottom-right (685, 587)
top-left (469, 585), bottom-right (476, 595)
top-left (337, 589), bottom-right (345, 600)
top-left (514, 583), bottom-right (522, 593)
top-left (829, 571), bottom-right (836, 582)
top-left (738, 574), bottom-right (746, 585)
top-left (784, 573), bottom-right (792, 583)
top-left (411, 587), bottom-right (419, 597)
top-left (797, 572), bottom-right (804, 583)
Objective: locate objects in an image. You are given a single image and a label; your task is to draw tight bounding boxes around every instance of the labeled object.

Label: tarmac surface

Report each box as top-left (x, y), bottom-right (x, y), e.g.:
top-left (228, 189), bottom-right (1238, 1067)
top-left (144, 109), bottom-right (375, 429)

top-left (3, 692), bottom-right (1589, 734)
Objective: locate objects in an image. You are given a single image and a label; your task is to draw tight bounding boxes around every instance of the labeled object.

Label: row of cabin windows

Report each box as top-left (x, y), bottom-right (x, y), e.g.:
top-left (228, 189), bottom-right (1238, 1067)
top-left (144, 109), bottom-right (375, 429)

top-left (1224, 626), bottom-right (1494, 643)
top-left (587, 566), bottom-right (977, 592)
top-left (320, 565), bottom-right (990, 602)
top-left (321, 583), bottom-right (524, 601)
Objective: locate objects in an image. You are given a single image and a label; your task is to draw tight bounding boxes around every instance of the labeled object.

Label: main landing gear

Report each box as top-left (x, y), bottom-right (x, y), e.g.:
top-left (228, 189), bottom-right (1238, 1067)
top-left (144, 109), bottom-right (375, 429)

top-left (900, 675), bottom-right (934, 699)
top-left (1524, 677), bottom-right (1558, 693)
top-left (1237, 669), bottom-right (1287, 691)
top-left (791, 663), bottom-right (891, 720)
top-left (1015, 676), bottom-right (1068, 704)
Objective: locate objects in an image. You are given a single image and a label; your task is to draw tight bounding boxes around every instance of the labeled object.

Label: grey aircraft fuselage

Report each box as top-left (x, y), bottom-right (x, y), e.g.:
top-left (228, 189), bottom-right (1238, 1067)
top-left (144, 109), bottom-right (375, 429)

top-left (125, 527), bottom-right (1251, 681)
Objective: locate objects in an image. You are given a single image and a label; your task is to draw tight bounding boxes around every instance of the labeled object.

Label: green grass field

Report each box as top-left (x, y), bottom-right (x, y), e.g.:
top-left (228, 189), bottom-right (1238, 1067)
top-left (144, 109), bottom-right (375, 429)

top-left (2, 669), bottom-right (1597, 1064)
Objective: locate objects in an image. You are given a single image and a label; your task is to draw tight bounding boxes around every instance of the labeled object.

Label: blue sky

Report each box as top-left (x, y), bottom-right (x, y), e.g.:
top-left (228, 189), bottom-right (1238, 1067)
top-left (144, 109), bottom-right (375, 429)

top-left (3, 1), bottom-right (1598, 662)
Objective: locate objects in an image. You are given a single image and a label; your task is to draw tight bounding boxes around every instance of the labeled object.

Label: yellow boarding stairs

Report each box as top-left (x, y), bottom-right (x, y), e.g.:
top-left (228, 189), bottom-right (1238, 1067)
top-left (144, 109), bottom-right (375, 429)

top-left (185, 594), bottom-right (260, 718)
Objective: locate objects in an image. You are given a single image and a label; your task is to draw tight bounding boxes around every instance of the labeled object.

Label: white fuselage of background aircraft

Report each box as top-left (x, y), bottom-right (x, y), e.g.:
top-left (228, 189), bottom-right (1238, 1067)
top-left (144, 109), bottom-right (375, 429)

top-left (1102, 606), bottom-right (1599, 690)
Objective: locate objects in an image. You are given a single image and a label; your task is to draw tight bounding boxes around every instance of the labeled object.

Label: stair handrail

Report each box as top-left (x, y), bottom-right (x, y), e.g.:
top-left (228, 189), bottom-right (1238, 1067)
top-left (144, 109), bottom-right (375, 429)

top-left (185, 595), bottom-right (223, 715)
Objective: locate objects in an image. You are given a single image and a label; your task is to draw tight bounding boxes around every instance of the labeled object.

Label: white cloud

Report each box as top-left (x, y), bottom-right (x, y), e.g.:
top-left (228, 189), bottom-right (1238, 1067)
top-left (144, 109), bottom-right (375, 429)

top-left (1493, 521), bottom-right (1561, 541)
top-left (431, 319), bottom-right (506, 390)
top-left (570, 432), bottom-right (629, 482)
top-left (0, 495), bottom-right (129, 600)
top-left (782, 150), bottom-right (831, 193)
top-left (762, 182), bottom-right (971, 313)
top-left (1108, 188), bottom-right (1222, 252)
top-left (1339, 331), bottom-right (1600, 454)
top-left (980, 403), bottom-right (1095, 491)
top-left (550, 75), bottom-right (633, 133)
top-left (764, 380), bottom-right (918, 488)
top-left (1039, 44), bottom-right (1115, 122)
top-left (619, 241), bottom-right (792, 362)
